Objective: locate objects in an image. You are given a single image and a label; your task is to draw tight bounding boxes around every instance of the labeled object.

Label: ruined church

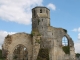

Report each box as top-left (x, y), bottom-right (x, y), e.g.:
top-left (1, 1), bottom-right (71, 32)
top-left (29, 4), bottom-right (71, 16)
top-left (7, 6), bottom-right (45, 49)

top-left (2, 6), bottom-right (75, 60)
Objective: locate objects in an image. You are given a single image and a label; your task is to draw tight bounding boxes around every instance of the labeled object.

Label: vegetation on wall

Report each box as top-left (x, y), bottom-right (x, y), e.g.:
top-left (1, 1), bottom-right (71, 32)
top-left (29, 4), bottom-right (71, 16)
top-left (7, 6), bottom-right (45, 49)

top-left (62, 46), bottom-right (70, 54)
top-left (13, 55), bottom-right (18, 59)
top-left (35, 39), bottom-right (40, 44)
top-left (37, 48), bottom-right (49, 60)
top-left (76, 53), bottom-right (80, 58)
top-left (31, 29), bottom-right (41, 37)
top-left (30, 31), bottom-right (35, 37)
top-left (63, 29), bottom-right (67, 33)
top-left (0, 49), bottom-right (5, 60)
top-left (5, 34), bottom-right (10, 38)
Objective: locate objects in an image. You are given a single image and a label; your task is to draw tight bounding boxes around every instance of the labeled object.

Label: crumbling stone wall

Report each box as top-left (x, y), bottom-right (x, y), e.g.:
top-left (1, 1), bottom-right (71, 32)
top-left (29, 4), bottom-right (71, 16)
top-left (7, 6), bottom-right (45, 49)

top-left (2, 6), bottom-right (76, 60)
top-left (2, 33), bottom-right (33, 60)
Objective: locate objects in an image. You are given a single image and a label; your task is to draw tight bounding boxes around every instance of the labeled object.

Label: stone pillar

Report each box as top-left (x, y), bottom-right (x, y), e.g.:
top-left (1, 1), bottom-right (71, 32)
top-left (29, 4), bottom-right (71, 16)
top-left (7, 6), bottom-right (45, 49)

top-left (32, 36), bottom-right (40, 60)
top-left (70, 47), bottom-right (76, 60)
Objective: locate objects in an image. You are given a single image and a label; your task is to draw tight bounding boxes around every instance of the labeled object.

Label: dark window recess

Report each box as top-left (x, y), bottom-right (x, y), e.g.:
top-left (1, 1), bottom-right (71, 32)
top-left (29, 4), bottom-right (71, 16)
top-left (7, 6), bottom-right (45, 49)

top-left (42, 27), bottom-right (43, 29)
top-left (34, 10), bottom-right (35, 17)
top-left (42, 19), bottom-right (43, 21)
top-left (52, 33), bottom-right (53, 35)
top-left (40, 9), bottom-right (42, 13)
top-left (38, 19), bottom-right (40, 25)
top-left (46, 10), bottom-right (48, 14)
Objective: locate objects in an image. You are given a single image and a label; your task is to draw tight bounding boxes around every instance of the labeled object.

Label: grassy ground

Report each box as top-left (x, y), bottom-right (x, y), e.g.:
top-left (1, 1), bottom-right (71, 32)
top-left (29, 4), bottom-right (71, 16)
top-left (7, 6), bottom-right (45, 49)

top-left (0, 50), bottom-right (5, 60)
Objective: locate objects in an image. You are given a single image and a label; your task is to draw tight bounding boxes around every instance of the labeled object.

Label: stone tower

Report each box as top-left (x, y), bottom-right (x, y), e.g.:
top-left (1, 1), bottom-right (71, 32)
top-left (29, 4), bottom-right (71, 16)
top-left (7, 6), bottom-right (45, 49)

top-left (32, 6), bottom-right (51, 48)
top-left (2, 6), bottom-right (76, 60)
top-left (32, 6), bottom-right (50, 30)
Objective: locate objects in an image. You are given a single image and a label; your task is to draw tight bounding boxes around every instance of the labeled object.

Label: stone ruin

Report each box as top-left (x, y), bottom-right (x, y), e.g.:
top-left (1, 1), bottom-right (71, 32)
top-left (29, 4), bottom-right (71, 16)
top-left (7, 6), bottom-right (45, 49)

top-left (2, 6), bottom-right (76, 60)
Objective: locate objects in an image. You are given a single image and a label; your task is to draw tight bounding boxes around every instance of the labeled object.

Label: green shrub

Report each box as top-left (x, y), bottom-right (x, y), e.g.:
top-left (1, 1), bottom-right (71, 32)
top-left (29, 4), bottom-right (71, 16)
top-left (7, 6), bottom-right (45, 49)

top-left (62, 46), bottom-right (70, 54)
top-left (35, 39), bottom-right (40, 44)
top-left (30, 31), bottom-right (35, 37)
top-left (76, 53), bottom-right (80, 58)
top-left (63, 29), bottom-right (67, 33)
top-left (0, 50), bottom-right (5, 60)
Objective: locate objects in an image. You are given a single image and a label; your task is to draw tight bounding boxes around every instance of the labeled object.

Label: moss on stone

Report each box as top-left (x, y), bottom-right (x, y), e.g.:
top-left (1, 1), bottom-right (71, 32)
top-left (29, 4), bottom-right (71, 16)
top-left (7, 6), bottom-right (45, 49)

top-left (63, 29), bottom-right (67, 33)
top-left (30, 31), bottom-right (35, 37)
top-left (62, 46), bottom-right (70, 54)
top-left (35, 39), bottom-right (40, 44)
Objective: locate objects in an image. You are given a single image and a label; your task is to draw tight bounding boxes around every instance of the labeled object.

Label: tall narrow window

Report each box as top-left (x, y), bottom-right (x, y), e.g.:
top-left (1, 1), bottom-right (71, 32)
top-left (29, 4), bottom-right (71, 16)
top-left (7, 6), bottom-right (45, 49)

top-left (62, 36), bottom-right (68, 46)
top-left (42, 19), bottom-right (43, 22)
top-left (40, 9), bottom-right (42, 13)
top-left (34, 10), bottom-right (35, 16)
top-left (46, 10), bottom-right (48, 14)
top-left (62, 36), bottom-right (70, 54)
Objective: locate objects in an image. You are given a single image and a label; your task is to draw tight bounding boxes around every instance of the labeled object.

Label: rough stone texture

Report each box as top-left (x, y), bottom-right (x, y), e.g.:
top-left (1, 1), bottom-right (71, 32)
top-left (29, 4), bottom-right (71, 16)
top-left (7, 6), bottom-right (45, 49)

top-left (2, 6), bottom-right (76, 60)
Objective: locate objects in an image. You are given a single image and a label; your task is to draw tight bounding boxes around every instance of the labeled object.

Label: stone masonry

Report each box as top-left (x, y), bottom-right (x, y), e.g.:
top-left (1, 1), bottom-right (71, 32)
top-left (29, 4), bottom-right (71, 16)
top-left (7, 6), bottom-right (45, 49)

top-left (2, 6), bottom-right (76, 60)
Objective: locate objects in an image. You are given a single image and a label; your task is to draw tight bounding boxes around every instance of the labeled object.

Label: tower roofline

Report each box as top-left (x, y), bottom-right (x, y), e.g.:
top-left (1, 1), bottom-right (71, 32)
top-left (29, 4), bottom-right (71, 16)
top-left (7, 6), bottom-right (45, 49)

top-left (32, 6), bottom-right (50, 11)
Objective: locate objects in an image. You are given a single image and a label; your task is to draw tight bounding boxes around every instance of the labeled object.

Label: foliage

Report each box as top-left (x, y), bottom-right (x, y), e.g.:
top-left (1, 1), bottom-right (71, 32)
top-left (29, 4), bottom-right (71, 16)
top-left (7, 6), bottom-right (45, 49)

top-left (35, 39), bottom-right (40, 44)
top-left (13, 55), bottom-right (18, 59)
top-left (0, 50), bottom-right (5, 60)
top-left (5, 34), bottom-right (10, 38)
top-left (37, 48), bottom-right (49, 60)
top-left (30, 31), bottom-right (35, 37)
top-left (63, 29), bottom-right (67, 33)
top-left (62, 46), bottom-right (70, 54)
top-left (76, 53), bottom-right (80, 58)
top-left (37, 33), bottom-right (41, 36)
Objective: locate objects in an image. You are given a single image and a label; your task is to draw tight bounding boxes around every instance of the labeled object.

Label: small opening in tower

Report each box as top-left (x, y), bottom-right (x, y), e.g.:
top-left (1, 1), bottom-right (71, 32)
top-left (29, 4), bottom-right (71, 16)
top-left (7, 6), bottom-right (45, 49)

top-left (34, 10), bottom-right (35, 16)
top-left (40, 9), bottom-right (42, 13)
top-left (52, 33), bottom-right (53, 35)
top-left (46, 10), bottom-right (48, 14)
top-left (42, 19), bottom-right (43, 21)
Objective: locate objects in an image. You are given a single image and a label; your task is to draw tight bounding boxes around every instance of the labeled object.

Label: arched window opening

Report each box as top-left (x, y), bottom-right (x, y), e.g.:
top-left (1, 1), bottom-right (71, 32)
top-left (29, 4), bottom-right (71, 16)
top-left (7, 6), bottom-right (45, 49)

top-left (37, 48), bottom-right (49, 60)
top-left (62, 36), bottom-right (68, 46)
top-left (40, 9), bottom-right (42, 13)
top-left (13, 44), bottom-right (28, 60)
top-left (62, 36), bottom-right (70, 54)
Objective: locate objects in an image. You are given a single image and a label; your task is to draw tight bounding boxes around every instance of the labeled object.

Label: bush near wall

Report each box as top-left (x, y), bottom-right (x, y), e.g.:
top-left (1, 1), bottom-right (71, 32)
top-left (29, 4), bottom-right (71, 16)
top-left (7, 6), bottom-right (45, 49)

top-left (62, 46), bottom-right (70, 54)
top-left (0, 50), bottom-right (5, 60)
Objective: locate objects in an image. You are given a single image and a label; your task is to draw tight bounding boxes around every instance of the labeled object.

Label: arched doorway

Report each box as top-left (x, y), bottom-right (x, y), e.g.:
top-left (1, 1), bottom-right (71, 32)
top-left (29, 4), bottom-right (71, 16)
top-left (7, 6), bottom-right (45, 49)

top-left (13, 44), bottom-right (28, 60)
top-left (37, 48), bottom-right (49, 60)
top-left (62, 36), bottom-right (70, 54)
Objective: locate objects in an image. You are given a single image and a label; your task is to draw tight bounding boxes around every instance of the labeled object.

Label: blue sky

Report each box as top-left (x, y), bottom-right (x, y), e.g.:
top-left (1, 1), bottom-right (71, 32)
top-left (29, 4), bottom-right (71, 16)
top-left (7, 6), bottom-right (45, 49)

top-left (0, 0), bottom-right (80, 53)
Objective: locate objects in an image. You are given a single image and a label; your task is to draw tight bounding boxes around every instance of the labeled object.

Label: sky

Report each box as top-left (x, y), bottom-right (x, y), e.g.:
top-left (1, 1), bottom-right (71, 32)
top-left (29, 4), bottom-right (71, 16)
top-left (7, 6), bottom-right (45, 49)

top-left (0, 0), bottom-right (80, 53)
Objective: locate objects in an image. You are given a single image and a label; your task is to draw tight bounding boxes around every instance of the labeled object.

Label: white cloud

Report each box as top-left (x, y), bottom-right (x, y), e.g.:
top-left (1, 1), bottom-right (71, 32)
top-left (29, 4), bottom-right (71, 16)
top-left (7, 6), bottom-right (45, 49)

top-left (78, 33), bottom-right (80, 40)
top-left (0, 0), bottom-right (43, 25)
top-left (72, 28), bottom-right (77, 32)
top-left (72, 27), bottom-right (80, 40)
top-left (47, 3), bottom-right (56, 11)
top-left (74, 41), bottom-right (80, 53)
top-left (78, 27), bottom-right (80, 32)
top-left (72, 27), bottom-right (80, 32)
top-left (0, 30), bottom-right (16, 49)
